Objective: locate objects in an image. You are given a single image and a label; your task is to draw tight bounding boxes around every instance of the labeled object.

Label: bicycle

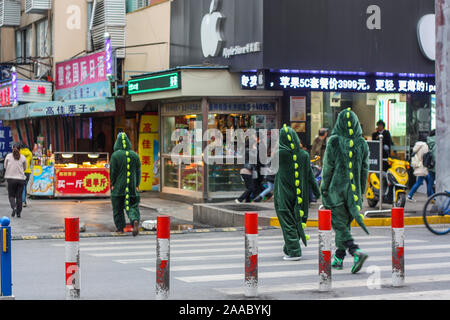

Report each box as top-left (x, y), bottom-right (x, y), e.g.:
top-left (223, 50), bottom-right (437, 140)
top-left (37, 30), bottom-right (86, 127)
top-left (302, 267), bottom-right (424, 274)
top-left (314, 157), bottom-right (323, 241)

top-left (423, 190), bottom-right (450, 235)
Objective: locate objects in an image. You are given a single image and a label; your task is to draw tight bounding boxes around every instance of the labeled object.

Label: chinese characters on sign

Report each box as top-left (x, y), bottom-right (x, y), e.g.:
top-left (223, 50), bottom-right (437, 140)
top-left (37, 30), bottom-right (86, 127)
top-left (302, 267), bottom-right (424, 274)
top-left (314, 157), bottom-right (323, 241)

top-left (0, 127), bottom-right (12, 157)
top-left (56, 51), bottom-right (107, 90)
top-left (55, 169), bottom-right (110, 196)
top-left (241, 72), bottom-right (436, 94)
top-left (28, 98), bottom-right (116, 118)
top-left (138, 114), bottom-right (159, 191)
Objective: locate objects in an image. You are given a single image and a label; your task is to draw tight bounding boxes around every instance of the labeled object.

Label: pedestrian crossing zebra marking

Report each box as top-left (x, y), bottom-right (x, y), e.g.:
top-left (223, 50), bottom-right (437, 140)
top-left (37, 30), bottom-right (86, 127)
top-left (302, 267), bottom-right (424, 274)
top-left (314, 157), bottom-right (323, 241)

top-left (88, 242), bottom-right (448, 258)
top-left (215, 274), bottom-right (450, 296)
top-left (141, 251), bottom-right (450, 273)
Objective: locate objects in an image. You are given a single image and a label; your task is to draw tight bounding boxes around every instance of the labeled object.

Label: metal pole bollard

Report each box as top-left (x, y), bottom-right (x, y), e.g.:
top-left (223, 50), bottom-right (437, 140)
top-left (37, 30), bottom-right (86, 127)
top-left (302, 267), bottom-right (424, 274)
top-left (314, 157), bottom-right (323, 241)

top-left (65, 217), bottom-right (80, 300)
top-left (378, 134), bottom-right (384, 211)
top-left (156, 215), bottom-right (170, 300)
top-left (1, 217), bottom-right (12, 297)
top-left (244, 212), bottom-right (258, 297)
top-left (392, 207), bottom-right (405, 287)
top-left (318, 209), bottom-right (332, 291)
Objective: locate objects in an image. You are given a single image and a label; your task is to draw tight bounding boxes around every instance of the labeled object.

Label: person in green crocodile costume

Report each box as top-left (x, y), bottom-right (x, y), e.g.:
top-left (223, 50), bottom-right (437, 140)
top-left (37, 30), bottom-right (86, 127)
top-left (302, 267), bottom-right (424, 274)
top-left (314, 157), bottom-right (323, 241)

top-left (110, 132), bottom-right (141, 236)
top-left (320, 108), bottom-right (370, 273)
top-left (274, 124), bottom-right (321, 261)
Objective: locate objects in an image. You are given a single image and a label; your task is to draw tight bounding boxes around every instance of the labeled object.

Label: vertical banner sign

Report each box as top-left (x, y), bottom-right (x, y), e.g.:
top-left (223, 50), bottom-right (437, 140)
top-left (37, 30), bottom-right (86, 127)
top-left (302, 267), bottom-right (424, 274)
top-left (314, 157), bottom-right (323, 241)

top-left (11, 68), bottom-right (18, 106)
top-left (105, 34), bottom-right (112, 78)
top-left (0, 127), bottom-right (12, 158)
top-left (139, 114), bottom-right (159, 191)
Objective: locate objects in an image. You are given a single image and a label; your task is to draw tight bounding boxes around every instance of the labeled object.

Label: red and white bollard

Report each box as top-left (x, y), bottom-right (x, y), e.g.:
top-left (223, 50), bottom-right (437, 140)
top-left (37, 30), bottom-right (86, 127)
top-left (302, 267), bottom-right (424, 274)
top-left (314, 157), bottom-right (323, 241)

top-left (156, 215), bottom-right (170, 300)
top-left (318, 209), bottom-right (332, 292)
top-left (392, 207), bottom-right (405, 287)
top-left (244, 212), bottom-right (258, 297)
top-left (65, 217), bottom-right (80, 300)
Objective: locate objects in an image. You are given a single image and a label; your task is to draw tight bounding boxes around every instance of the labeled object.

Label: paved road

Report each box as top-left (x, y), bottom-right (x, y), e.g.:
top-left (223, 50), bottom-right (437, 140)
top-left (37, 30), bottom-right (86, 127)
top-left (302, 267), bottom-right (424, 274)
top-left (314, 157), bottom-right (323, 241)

top-left (10, 225), bottom-right (450, 300)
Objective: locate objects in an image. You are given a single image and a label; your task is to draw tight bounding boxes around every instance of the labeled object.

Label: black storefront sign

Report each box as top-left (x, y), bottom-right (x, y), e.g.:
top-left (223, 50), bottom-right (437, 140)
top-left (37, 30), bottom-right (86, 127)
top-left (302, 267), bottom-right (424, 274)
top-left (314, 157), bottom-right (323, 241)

top-left (240, 72), bottom-right (436, 94)
top-left (367, 141), bottom-right (381, 172)
top-left (170, 0), bottom-right (434, 75)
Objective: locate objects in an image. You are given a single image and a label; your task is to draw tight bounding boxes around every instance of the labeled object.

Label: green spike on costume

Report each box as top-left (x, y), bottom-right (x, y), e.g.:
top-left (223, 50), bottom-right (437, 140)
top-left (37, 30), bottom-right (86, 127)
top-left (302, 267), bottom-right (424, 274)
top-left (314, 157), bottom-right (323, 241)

top-left (274, 126), bottom-right (321, 258)
top-left (110, 133), bottom-right (142, 232)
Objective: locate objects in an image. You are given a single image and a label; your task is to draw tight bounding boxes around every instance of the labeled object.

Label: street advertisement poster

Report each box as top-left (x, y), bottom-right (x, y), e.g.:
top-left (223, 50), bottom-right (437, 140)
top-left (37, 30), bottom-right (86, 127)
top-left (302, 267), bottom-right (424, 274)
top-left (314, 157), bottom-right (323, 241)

top-left (291, 122), bottom-right (306, 133)
top-left (55, 168), bottom-right (110, 197)
top-left (139, 114), bottom-right (159, 191)
top-left (54, 81), bottom-right (111, 101)
top-left (30, 165), bottom-right (55, 196)
top-left (290, 96), bottom-right (306, 121)
top-left (367, 140), bottom-right (381, 172)
top-left (0, 126), bottom-right (12, 158)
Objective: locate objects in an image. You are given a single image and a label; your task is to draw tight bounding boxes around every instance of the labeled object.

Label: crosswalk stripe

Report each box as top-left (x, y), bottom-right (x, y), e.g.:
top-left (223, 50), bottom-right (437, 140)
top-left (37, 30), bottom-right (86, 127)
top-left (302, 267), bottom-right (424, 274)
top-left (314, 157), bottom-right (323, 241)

top-left (77, 238), bottom-right (425, 252)
top-left (216, 274), bottom-right (450, 295)
top-left (141, 251), bottom-right (450, 272)
top-left (51, 235), bottom-right (390, 247)
top-left (330, 289), bottom-right (450, 300)
top-left (115, 252), bottom-right (290, 264)
top-left (90, 242), bottom-right (450, 258)
top-left (175, 261), bottom-right (450, 283)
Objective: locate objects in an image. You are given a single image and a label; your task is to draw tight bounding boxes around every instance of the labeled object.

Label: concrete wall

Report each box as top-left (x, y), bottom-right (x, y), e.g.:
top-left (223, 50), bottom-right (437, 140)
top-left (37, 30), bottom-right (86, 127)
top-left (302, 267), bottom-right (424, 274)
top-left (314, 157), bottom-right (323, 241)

top-left (124, 1), bottom-right (170, 81)
top-left (52, 0), bottom-right (89, 74)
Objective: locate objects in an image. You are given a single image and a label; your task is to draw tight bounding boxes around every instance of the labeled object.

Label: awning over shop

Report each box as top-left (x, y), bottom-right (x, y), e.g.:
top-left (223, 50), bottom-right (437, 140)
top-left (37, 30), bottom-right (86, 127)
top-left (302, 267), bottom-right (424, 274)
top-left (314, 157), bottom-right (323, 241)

top-left (6, 117), bottom-right (92, 152)
top-left (0, 97), bottom-right (116, 121)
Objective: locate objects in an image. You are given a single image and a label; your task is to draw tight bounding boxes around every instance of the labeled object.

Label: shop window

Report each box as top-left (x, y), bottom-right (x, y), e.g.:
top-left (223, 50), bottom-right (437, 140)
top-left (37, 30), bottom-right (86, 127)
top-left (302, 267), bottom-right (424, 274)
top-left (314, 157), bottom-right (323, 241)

top-left (162, 114), bottom-right (203, 193)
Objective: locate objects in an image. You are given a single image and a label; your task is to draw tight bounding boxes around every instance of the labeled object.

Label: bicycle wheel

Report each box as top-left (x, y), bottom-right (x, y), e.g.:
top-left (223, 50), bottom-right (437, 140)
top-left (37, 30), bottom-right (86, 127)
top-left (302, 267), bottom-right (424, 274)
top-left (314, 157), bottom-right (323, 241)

top-left (423, 192), bottom-right (450, 235)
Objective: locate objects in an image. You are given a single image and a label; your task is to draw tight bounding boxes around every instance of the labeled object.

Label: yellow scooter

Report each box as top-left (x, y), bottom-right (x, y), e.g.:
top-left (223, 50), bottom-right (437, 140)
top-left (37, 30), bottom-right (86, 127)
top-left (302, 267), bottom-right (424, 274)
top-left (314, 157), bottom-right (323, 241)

top-left (365, 158), bottom-right (410, 208)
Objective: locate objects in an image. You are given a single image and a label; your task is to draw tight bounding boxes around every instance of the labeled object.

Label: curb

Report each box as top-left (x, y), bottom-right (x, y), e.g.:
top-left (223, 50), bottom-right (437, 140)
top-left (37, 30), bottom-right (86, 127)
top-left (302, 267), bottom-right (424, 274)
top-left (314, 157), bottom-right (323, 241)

top-left (11, 226), bottom-right (279, 241)
top-left (270, 215), bottom-right (450, 228)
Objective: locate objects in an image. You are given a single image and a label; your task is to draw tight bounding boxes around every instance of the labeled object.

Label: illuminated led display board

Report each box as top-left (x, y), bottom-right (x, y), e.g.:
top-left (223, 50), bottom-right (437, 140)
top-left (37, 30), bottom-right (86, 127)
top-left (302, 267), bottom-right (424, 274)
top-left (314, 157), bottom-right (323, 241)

top-left (241, 72), bottom-right (436, 94)
top-left (128, 72), bottom-right (181, 95)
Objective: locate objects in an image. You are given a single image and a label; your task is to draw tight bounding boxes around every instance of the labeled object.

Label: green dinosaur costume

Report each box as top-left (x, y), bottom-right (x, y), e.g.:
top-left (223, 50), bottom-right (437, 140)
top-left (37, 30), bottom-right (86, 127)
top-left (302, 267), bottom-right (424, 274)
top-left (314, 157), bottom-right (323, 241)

top-left (320, 108), bottom-right (370, 263)
top-left (274, 125), bottom-right (321, 258)
top-left (110, 132), bottom-right (141, 231)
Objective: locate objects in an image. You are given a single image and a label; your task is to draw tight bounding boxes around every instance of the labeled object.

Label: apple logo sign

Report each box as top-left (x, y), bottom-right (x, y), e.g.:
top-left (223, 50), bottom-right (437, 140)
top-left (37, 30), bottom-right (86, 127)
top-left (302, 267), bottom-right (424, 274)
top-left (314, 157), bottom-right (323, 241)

top-left (417, 14), bottom-right (435, 61)
top-left (201, 0), bottom-right (224, 58)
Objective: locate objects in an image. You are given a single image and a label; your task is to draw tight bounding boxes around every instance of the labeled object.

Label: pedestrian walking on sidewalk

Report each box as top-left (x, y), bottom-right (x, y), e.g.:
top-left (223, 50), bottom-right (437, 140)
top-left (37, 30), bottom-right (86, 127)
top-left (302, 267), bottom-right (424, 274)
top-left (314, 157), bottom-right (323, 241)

top-left (426, 130), bottom-right (436, 196)
top-left (19, 142), bottom-right (33, 207)
top-left (4, 143), bottom-right (27, 218)
top-left (407, 139), bottom-right (431, 201)
top-left (321, 108), bottom-right (370, 274)
top-left (274, 125), bottom-right (320, 261)
top-left (236, 140), bottom-right (259, 203)
top-left (110, 132), bottom-right (141, 236)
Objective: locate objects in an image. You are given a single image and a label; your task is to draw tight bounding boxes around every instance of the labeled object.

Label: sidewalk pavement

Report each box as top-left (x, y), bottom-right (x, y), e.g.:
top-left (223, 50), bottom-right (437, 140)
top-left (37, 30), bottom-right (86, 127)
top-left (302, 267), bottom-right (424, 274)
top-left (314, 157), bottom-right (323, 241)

top-left (0, 179), bottom-right (431, 239)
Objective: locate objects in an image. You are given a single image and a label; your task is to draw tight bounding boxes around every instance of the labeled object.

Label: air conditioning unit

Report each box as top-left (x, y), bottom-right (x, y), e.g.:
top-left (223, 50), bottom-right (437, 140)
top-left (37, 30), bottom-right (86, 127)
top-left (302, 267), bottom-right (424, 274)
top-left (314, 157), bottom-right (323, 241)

top-left (0, 0), bottom-right (21, 27)
top-left (91, 0), bottom-right (126, 58)
top-left (25, 0), bottom-right (52, 14)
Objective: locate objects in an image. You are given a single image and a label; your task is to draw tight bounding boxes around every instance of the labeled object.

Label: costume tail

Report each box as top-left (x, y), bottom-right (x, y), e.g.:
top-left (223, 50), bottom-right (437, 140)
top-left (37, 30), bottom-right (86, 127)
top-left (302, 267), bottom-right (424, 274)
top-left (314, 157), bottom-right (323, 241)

top-left (352, 211), bottom-right (370, 235)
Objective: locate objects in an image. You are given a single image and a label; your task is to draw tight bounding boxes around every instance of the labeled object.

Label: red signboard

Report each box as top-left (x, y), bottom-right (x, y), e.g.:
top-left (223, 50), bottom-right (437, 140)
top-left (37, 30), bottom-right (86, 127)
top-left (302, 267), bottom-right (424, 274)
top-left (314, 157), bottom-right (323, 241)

top-left (55, 168), bottom-right (110, 196)
top-left (0, 86), bottom-right (11, 107)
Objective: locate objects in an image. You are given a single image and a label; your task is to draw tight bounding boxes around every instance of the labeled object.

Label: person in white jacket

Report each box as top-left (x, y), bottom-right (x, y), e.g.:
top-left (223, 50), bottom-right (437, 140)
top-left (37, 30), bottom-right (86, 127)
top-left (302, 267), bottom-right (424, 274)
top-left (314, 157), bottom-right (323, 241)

top-left (407, 140), bottom-right (431, 202)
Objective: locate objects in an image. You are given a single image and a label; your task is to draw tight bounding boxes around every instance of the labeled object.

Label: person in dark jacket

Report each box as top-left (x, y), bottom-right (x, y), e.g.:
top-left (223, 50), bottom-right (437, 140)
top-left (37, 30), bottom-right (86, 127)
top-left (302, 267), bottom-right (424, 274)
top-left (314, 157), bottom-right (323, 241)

top-left (372, 120), bottom-right (393, 171)
top-left (236, 140), bottom-right (258, 203)
top-left (110, 132), bottom-right (141, 236)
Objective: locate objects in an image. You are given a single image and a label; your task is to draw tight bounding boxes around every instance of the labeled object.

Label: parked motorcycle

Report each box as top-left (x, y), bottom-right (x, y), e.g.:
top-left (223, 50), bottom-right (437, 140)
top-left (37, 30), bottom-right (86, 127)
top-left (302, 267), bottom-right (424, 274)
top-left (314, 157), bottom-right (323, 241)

top-left (365, 157), bottom-right (410, 208)
top-left (311, 155), bottom-right (322, 186)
